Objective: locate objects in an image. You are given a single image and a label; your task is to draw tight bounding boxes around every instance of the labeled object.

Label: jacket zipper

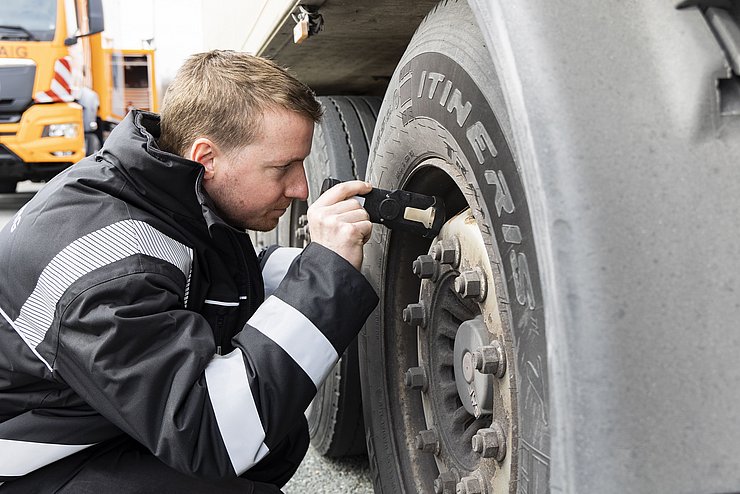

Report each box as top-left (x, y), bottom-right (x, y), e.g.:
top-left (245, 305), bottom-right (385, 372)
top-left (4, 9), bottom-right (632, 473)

top-left (215, 314), bottom-right (225, 355)
top-left (228, 229), bottom-right (255, 314)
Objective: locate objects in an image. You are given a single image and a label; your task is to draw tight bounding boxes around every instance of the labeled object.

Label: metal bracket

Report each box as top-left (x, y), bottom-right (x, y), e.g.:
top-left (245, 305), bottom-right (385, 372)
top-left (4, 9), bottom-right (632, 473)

top-left (706, 7), bottom-right (740, 73)
top-left (707, 7), bottom-right (740, 114)
top-left (678, 1), bottom-right (740, 115)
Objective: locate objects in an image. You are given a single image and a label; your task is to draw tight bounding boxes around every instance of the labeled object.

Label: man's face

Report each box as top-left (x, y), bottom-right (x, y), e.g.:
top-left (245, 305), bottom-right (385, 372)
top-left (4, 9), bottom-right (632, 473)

top-left (200, 108), bottom-right (313, 231)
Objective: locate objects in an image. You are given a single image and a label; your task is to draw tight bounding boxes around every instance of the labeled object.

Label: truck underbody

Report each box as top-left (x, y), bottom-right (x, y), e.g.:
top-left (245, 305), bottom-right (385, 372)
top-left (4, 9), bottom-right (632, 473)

top-left (258, 0), bottom-right (437, 96)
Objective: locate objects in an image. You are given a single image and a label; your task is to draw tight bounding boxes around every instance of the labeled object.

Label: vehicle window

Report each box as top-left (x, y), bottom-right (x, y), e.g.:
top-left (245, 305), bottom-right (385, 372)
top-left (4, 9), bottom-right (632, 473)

top-left (0, 0), bottom-right (57, 42)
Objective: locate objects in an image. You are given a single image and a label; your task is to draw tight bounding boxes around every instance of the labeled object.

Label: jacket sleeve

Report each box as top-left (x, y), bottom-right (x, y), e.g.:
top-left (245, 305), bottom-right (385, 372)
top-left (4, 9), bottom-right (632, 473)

top-left (258, 245), bottom-right (302, 299)
top-left (55, 243), bottom-right (377, 480)
top-left (225, 242), bottom-right (377, 475)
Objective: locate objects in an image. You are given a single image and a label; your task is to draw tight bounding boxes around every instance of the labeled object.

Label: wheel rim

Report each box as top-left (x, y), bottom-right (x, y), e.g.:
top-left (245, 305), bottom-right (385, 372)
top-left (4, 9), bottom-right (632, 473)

top-left (391, 159), bottom-right (516, 494)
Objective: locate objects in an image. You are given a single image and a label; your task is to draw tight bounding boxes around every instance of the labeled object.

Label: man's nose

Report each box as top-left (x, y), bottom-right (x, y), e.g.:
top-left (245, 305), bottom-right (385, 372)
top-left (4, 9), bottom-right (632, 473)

top-left (287, 166), bottom-right (309, 201)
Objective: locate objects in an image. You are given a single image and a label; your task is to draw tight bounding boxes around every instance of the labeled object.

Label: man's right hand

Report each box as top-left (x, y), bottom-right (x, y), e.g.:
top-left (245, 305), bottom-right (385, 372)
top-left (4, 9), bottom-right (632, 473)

top-left (307, 180), bottom-right (373, 270)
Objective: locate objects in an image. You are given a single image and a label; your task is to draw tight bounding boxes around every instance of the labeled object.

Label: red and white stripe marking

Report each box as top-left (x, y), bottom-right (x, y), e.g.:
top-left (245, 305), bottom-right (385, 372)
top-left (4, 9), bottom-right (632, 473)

top-left (34, 56), bottom-right (75, 103)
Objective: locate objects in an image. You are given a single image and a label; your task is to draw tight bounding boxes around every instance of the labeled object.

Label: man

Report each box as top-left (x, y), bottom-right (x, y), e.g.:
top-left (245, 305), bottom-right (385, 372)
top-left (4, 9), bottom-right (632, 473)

top-left (0, 50), bottom-right (378, 493)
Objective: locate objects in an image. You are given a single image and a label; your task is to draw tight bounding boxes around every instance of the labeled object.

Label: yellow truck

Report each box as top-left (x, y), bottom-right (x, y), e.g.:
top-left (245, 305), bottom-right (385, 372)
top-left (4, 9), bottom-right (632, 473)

top-left (0, 0), bottom-right (157, 193)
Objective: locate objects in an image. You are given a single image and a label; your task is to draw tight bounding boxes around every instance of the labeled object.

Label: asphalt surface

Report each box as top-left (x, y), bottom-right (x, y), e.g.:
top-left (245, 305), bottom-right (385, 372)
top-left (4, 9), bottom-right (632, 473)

top-left (0, 182), bottom-right (376, 493)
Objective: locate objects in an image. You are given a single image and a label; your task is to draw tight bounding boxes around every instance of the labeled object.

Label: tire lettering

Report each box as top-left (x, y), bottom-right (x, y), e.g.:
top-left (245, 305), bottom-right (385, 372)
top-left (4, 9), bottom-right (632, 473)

top-left (502, 224), bottom-right (522, 244)
top-left (413, 68), bottom-right (472, 128)
top-left (446, 89), bottom-right (472, 127)
top-left (426, 72), bottom-right (445, 100)
top-left (417, 70), bottom-right (427, 98)
top-left (484, 170), bottom-right (514, 217)
top-left (466, 121), bottom-right (497, 164)
top-left (439, 80), bottom-right (453, 106)
top-left (511, 250), bottom-right (536, 309)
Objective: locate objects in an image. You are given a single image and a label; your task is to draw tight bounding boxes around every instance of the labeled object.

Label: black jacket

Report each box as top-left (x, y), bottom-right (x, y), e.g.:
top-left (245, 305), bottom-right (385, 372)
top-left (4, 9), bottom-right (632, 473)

top-left (0, 110), bottom-right (378, 482)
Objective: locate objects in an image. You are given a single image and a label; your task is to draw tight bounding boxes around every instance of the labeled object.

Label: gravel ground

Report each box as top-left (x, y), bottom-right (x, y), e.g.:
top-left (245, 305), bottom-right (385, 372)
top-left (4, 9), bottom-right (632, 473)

top-left (283, 446), bottom-right (375, 494)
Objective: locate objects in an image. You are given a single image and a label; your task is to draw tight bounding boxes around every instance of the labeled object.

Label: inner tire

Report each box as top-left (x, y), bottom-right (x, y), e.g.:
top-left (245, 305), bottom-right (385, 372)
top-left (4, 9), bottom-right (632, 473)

top-left (298, 95), bottom-right (381, 458)
top-left (360, 1), bottom-right (548, 492)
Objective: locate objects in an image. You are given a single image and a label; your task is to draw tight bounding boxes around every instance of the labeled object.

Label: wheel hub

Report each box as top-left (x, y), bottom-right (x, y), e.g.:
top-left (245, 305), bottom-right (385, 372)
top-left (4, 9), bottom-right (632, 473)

top-left (404, 208), bottom-right (515, 493)
top-left (453, 316), bottom-right (493, 418)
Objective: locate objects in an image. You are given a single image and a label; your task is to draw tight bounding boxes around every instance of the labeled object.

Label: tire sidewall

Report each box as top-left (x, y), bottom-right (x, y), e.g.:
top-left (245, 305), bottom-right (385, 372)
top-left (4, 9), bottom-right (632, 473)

top-left (361, 1), bottom-right (549, 491)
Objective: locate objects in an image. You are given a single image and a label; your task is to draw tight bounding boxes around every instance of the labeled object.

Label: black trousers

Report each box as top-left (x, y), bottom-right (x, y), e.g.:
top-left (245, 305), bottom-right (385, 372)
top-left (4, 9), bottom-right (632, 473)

top-left (0, 417), bottom-right (309, 494)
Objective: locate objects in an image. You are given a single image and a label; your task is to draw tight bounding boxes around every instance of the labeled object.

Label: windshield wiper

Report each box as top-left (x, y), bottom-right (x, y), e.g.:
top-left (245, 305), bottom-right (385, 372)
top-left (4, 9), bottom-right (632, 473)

top-left (0, 25), bottom-right (37, 41)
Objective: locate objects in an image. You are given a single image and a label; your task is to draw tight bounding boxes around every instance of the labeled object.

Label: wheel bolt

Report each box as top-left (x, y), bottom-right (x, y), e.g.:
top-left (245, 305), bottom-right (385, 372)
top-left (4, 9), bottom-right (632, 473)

top-left (471, 422), bottom-right (507, 461)
top-left (402, 302), bottom-right (426, 327)
top-left (415, 428), bottom-right (440, 455)
top-left (456, 476), bottom-right (482, 494)
top-left (431, 237), bottom-right (460, 268)
top-left (472, 340), bottom-right (506, 378)
top-left (434, 471), bottom-right (457, 494)
top-left (454, 269), bottom-right (486, 300)
top-left (412, 254), bottom-right (438, 280)
top-left (298, 214), bottom-right (308, 226)
top-left (404, 366), bottom-right (427, 391)
top-left (295, 227), bottom-right (308, 243)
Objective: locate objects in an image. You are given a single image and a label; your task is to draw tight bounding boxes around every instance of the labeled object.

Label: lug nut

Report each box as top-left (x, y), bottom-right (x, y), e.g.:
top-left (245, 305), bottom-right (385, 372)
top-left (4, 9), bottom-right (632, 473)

top-left (431, 237), bottom-right (460, 267)
top-left (412, 254), bottom-right (438, 279)
top-left (471, 422), bottom-right (507, 461)
top-left (456, 476), bottom-right (482, 494)
top-left (295, 226), bottom-right (308, 243)
top-left (434, 471), bottom-right (457, 494)
top-left (404, 366), bottom-right (427, 391)
top-left (402, 302), bottom-right (426, 327)
top-left (298, 214), bottom-right (308, 226)
top-left (472, 340), bottom-right (506, 378)
top-left (415, 428), bottom-right (440, 455)
top-left (454, 269), bottom-right (486, 300)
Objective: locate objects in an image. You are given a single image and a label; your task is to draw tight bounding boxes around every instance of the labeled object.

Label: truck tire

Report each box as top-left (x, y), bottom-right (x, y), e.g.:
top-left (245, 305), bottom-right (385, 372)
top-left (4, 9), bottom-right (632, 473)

top-left (360, 1), bottom-right (548, 492)
top-left (296, 95), bottom-right (381, 457)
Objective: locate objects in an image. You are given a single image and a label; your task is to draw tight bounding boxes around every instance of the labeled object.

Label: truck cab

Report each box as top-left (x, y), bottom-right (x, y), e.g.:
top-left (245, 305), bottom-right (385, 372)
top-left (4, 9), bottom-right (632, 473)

top-left (0, 0), bottom-right (103, 193)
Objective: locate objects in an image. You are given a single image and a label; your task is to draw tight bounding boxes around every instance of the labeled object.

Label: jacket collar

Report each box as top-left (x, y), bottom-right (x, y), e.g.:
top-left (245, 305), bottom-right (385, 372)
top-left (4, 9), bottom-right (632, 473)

top-left (100, 110), bottom-right (239, 235)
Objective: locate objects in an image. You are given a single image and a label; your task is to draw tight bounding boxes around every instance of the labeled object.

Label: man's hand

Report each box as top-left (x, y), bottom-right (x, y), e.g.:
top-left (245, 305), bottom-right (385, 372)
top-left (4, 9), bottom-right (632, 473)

top-left (307, 180), bottom-right (373, 270)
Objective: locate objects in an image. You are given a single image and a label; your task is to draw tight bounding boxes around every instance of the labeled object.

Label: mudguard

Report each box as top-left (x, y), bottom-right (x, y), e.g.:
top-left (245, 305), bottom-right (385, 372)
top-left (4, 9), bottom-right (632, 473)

top-left (468, 1), bottom-right (740, 492)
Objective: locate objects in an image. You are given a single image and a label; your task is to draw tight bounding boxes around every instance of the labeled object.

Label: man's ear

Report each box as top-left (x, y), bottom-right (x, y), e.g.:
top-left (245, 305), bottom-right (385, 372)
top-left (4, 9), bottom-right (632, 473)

top-left (188, 138), bottom-right (218, 180)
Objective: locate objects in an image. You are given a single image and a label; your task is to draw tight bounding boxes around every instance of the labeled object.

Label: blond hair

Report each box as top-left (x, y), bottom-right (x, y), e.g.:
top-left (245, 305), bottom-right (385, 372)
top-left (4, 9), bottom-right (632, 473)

top-left (159, 50), bottom-right (322, 157)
